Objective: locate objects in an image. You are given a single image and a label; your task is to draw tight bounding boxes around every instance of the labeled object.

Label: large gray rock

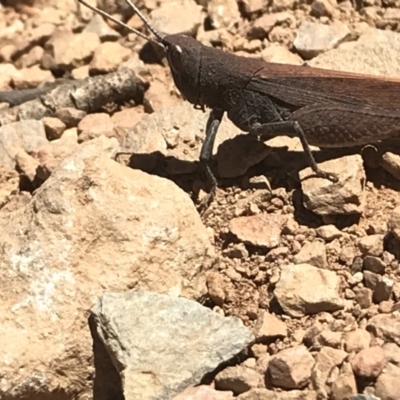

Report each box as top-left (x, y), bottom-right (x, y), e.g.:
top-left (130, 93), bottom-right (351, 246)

top-left (91, 290), bottom-right (255, 400)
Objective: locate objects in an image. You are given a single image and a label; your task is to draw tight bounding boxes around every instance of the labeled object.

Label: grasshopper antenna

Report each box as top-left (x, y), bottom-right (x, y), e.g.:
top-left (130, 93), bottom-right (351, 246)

top-left (76, 0), bottom-right (165, 49)
top-left (124, 0), bottom-right (164, 42)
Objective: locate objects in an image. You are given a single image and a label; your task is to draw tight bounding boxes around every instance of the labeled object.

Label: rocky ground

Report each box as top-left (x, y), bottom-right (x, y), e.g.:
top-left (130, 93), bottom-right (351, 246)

top-left (1, 0), bottom-right (400, 399)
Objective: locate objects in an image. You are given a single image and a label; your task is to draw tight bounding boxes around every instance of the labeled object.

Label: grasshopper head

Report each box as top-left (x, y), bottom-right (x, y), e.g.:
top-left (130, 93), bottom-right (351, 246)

top-left (162, 34), bottom-right (202, 106)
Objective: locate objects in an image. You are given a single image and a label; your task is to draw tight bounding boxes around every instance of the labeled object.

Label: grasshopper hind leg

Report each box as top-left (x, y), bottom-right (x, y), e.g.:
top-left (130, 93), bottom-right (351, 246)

top-left (251, 120), bottom-right (339, 183)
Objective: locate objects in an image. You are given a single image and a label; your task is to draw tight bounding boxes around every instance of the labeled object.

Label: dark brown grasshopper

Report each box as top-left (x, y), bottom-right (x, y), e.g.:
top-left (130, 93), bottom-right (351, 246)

top-left (77, 0), bottom-right (400, 210)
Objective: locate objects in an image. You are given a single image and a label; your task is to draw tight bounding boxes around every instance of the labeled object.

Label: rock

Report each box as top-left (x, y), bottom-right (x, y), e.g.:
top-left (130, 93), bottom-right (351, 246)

top-left (311, 0), bottom-right (338, 17)
top-left (12, 65), bottom-right (55, 90)
top-left (77, 113), bottom-right (116, 142)
top-left (354, 287), bottom-right (373, 309)
top-left (84, 13), bottom-right (121, 41)
top-left (271, 0), bottom-right (296, 12)
top-left (344, 329), bottom-right (371, 353)
top-left (42, 117), bottom-right (66, 140)
top-left (45, 29), bottom-right (101, 71)
top-left (0, 167), bottom-right (20, 209)
top-left (311, 346), bottom-right (347, 397)
top-left (316, 224), bottom-right (342, 242)
top-left (97, 0), bottom-right (133, 16)
top-left (150, 0), bottom-right (202, 36)
top-left (215, 366), bottom-right (263, 395)
top-left (357, 235), bottom-right (384, 257)
top-left (0, 63), bottom-right (19, 89)
top-left (381, 152), bottom-right (400, 182)
top-left (367, 314), bottom-right (400, 346)
top-left (207, 0), bottom-right (241, 29)
top-left (274, 264), bottom-right (343, 317)
top-left (14, 150), bottom-right (40, 182)
top-left (253, 311), bottom-right (287, 342)
top-left (261, 45), bottom-right (302, 65)
top-left (239, 0), bottom-right (268, 17)
top-left (122, 102), bottom-right (240, 175)
top-left (364, 271), bottom-right (393, 303)
top-left (375, 363), bottom-right (400, 400)
top-left (206, 272), bottom-right (226, 306)
top-left (331, 363), bottom-right (357, 400)
top-left (268, 345), bottom-right (315, 389)
top-left (351, 346), bottom-right (385, 379)
top-left (89, 41), bottom-right (132, 74)
top-left (0, 119), bottom-right (49, 170)
top-left (16, 45), bottom-right (44, 69)
top-left (0, 44), bottom-right (16, 64)
top-left (388, 206), bottom-right (400, 241)
top-left (300, 155), bottom-right (366, 216)
top-left (313, 330), bottom-right (342, 349)
top-left (172, 385), bottom-right (234, 400)
top-left (293, 21), bottom-right (351, 59)
top-left (111, 108), bottom-right (144, 131)
top-left (348, 272), bottom-right (364, 286)
top-left (308, 29), bottom-right (400, 77)
top-left (0, 137), bottom-right (214, 399)
top-left (38, 135), bottom-right (79, 179)
top-left (248, 13), bottom-right (296, 40)
top-left (229, 213), bottom-right (287, 249)
top-left (91, 290), bottom-right (254, 400)
top-left (55, 107), bottom-right (87, 128)
top-left (237, 388), bottom-right (317, 400)
top-left (224, 243), bottom-right (249, 259)
top-left (217, 134), bottom-right (270, 179)
top-left (363, 256), bottom-right (386, 274)
top-left (383, 342), bottom-right (400, 365)
top-left (293, 241), bottom-right (327, 268)
top-left (78, 59), bottom-right (108, 80)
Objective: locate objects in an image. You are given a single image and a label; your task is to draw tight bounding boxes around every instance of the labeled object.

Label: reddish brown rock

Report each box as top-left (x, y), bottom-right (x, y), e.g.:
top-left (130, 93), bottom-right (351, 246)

top-left (351, 346), bottom-right (386, 378)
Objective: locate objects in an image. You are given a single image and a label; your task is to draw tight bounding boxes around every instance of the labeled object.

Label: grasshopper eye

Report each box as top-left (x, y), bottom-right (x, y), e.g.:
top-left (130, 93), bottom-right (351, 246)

top-left (167, 44), bottom-right (184, 74)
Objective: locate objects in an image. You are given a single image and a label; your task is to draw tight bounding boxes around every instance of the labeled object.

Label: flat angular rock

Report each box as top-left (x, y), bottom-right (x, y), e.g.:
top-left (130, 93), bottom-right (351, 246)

top-left (274, 264), bottom-right (344, 317)
top-left (150, 0), bottom-right (202, 36)
top-left (207, 0), bottom-right (241, 29)
top-left (311, 346), bottom-right (347, 397)
top-left (89, 41), bottom-right (132, 74)
top-left (331, 363), bottom-right (357, 400)
top-left (229, 213), bottom-right (287, 248)
top-left (268, 345), bottom-right (315, 389)
top-left (84, 14), bottom-right (121, 41)
top-left (0, 119), bottom-right (49, 170)
top-left (254, 311), bottom-right (287, 341)
top-left (293, 241), bottom-right (327, 269)
top-left (367, 314), bottom-right (400, 346)
top-left (388, 206), bottom-right (400, 241)
top-left (91, 290), bottom-right (254, 400)
top-left (294, 21), bottom-right (351, 59)
top-left (215, 365), bottom-right (262, 395)
top-left (375, 362), bottom-right (400, 400)
top-left (0, 136), bottom-right (213, 399)
top-left (300, 155), bottom-right (366, 216)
